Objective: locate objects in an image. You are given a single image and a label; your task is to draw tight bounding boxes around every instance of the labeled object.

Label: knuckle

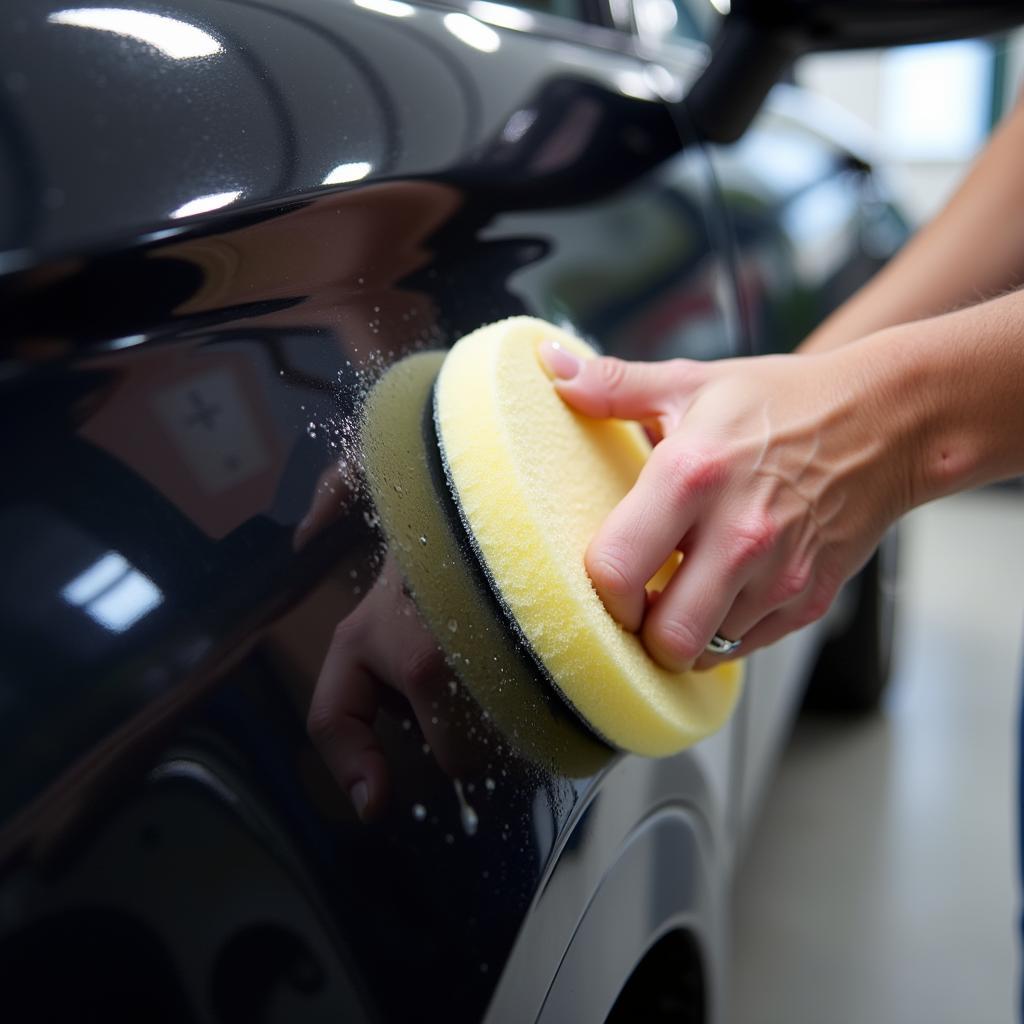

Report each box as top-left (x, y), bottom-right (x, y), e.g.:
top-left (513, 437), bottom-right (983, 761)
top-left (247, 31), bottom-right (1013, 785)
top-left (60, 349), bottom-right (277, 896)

top-left (650, 617), bottom-right (704, 666)
top-left (793, 605), bottom-right (821, 630)
top-left (726, 515), bottom-right (778, 573)
top-left (687, 451), bottom-right (727, 495)
top-left (660, 448), bottom-right (726, 505)
top-left (306, 699), bottom-right (336, 746)
top-left (401, 645), bottom-right (440, 695)
top-left (586, 544), bottom-right (636, 597)
top-left (331, 618), bottom-right (356, 650)
top-left (593, 356), bottom-right (629, 392)
top-left (667, 357), bottom-right (695, 382)
top-left (769, 562), bottom-right (812, 605)
top-left (799, 584), bottom-right (836, 627)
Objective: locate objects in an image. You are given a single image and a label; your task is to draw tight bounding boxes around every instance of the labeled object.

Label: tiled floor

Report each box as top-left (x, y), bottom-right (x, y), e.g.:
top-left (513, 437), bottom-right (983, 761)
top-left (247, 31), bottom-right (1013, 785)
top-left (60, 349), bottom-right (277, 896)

top-left (730, 489), bottom-right (1024, 1024)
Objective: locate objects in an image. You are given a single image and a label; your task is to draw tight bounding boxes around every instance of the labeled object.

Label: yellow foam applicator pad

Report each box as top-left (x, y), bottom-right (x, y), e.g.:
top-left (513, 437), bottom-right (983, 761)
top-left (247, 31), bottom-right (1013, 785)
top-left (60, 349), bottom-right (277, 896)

top-left (434, 316), bottom-right (743, 756)
top-left (361, 350), bottom-right (613, 778)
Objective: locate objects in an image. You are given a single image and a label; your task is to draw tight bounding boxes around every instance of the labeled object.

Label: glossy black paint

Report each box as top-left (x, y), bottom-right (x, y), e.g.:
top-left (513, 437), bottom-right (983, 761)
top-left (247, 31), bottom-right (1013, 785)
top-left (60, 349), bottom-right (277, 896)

top-left (0, 2), bottom-right (907, 1021)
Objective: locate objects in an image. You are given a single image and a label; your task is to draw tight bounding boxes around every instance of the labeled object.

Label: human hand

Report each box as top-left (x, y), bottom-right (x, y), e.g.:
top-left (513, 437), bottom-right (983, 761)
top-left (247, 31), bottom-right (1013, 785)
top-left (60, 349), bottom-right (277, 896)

top-left (539, 340), bottom-right (913, 670)
top-left (293, 460), bottom-right (354, 552)
top-left (307, 559), bottom-right (486, 821)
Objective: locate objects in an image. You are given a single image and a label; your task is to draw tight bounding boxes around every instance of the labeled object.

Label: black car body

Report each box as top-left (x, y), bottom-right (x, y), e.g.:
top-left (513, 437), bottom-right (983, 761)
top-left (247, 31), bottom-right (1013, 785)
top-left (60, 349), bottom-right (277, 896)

top-left (0, 1), bottom-right (911, 1021)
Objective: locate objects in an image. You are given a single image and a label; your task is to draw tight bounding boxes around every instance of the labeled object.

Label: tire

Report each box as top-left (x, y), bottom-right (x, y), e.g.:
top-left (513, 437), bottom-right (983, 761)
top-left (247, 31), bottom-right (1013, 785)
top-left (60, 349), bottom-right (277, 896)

top-left (802, 529), bottom-right (899, 715)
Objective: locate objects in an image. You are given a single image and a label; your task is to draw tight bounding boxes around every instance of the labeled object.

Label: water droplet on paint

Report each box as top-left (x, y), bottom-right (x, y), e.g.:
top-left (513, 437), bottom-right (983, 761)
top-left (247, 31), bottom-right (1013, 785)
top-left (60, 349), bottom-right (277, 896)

top-left (454, 780), bottom-right (479, 837)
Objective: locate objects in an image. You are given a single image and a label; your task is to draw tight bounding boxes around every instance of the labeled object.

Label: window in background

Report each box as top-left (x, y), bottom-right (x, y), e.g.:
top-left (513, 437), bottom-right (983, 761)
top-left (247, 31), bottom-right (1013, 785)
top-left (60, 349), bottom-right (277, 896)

top-left (880, 40), bottom-right (994, 161)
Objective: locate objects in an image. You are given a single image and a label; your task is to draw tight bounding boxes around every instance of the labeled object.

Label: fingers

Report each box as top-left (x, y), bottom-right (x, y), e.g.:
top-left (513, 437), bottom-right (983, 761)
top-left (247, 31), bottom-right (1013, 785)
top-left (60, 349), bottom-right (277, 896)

top-left (585, 441), bottom-right (706, 631)
top-left (308, 559), bottom-right (482, 822)
top-left (687, 592), bottom-right (777, 672)
top-left (538, 343), bottom-right (703, 423)
top-left (716, 560), bottom-right (812, 646)
top-left (641, 519), bottom-right (777, 671)
top-left (308, 618), bottom-right (389, 821)
top-left (294, 461), bottom-right (352, 551)
top-left (692, 572), bottom-right (834, 670)
top-left (372, 625), bottom-right (479, 781)
top-left (701, 607), bottom-right (805, 666)
top-left (307, 599), bottom-right (453, 819)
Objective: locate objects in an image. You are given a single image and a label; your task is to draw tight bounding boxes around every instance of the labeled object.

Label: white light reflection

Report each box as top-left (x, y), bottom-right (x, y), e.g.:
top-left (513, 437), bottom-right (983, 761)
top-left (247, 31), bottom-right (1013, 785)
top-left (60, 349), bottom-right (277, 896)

top-left (709, 0), bottom-right (731, 13)
top-left (443, 13), bottom-right (500, 53)
top-left (467, 1), bottom-right (534, 32)
top-left (637, 0), bottom-right (678, 36)
top-left (353, 0), bottom-right (415, 17)
top-left (614, 70), bottom-right (655, 100)
top-left (139, 226), bottom-right (187, 245)
top-left (63, 552), bottom-right (128, 605)
top-left (90, 572), bottom-right (162, 632)
top-left (644, 63), bottom-right (683, 103)
top-left (63, 552), bottom-right (163, 633)
top-left (48, 8), bottom-right (223, 59)
top-left (170, 190), bottom-right (243, 219)
top-left (501, 108), bottom-right (537, 144)
top-left (106, 334), bottom-right (147, 351)
top-left (322, 161), bottom-right (373, 185)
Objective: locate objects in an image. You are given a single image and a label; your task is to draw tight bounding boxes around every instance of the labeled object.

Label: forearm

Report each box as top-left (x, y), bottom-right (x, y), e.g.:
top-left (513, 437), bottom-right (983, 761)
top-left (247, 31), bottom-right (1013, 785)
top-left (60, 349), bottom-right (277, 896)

top-left (835, 287), bottom-right (1024, 508)
top-left (801, 95), bottom-right (1024, 355)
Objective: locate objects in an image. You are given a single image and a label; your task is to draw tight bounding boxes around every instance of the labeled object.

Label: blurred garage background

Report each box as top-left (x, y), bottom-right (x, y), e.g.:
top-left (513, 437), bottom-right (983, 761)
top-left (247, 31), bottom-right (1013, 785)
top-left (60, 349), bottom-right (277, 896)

top-left (729, 32), bottom-right (1024, 1024)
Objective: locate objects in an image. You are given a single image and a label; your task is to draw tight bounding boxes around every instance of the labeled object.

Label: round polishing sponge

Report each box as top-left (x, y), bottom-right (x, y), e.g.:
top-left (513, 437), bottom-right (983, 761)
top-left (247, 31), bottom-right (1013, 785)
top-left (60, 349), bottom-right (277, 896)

top-left (360, 350), bottom-right (613, 778)
top-left (434, 316), bottom-right (743, 757)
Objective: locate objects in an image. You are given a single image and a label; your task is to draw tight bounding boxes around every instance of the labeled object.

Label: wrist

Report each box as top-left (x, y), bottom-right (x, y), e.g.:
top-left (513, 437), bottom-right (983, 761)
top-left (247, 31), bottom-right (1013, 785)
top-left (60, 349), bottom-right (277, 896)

top-left (826, 326), bottom-right (945, 516)
top-left (838, 320), bottom-right (985, 513)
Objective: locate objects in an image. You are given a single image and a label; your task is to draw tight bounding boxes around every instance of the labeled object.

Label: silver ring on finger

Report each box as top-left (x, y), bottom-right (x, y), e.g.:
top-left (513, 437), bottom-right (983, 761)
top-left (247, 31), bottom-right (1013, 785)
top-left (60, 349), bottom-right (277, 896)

top-left (705, 632), bottom-right (742, 656)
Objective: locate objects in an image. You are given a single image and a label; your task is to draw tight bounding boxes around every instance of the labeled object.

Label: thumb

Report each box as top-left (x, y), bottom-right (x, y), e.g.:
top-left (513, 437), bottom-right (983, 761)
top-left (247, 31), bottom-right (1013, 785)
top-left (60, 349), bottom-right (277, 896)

top-left (538, 341), bottom-right (701, 421)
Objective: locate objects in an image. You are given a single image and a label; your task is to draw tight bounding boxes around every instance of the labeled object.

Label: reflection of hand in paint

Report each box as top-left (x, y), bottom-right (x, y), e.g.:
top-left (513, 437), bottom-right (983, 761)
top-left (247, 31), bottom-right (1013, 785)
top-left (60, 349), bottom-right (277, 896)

top-left (293, 460), bottom-right (353, 552)
top-left (307, 558), bottom-right (484, 821)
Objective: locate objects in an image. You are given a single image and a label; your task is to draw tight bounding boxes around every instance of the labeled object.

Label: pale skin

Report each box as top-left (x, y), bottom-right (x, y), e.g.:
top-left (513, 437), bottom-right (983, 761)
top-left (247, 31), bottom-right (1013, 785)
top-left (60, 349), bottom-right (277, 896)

top-left (540, 95), bottom-right (1024, 673)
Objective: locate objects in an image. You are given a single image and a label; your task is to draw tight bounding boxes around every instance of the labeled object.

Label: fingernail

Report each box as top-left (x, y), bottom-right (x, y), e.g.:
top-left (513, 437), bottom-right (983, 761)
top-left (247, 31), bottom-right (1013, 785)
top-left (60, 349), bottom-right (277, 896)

top-left (350, 779), bottom-right (369, 820)
top-left (538, 340), bottom-right (580, 380)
